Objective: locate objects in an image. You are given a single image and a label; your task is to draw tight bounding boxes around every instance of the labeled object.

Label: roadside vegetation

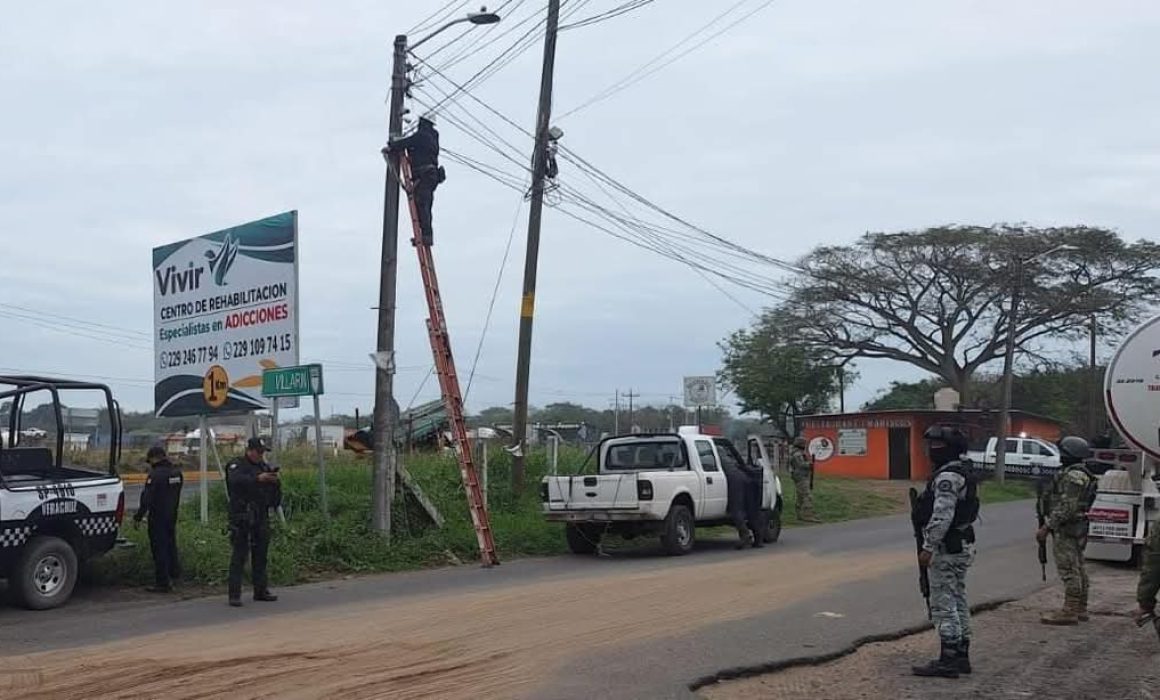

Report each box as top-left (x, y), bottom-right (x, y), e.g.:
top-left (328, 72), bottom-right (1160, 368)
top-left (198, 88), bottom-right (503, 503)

top-left (93, 447), bottom-right (1036, 591)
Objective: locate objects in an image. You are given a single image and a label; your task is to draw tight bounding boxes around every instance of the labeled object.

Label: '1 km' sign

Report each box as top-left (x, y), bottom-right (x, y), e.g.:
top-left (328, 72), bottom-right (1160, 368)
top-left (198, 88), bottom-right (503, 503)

top-left (262, 364), bottom-right (324, 398)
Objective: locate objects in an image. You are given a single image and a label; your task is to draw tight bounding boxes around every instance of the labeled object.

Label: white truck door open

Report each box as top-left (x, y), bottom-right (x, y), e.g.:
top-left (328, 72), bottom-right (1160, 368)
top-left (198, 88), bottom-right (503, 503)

top-left (747, 436), bottom-right (775, 510)
top-left (693, 438), bottom-right (728, 518)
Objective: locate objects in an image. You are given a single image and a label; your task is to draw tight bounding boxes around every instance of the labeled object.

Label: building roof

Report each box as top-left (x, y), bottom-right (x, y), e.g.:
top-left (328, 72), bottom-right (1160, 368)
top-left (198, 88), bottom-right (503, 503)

top-left (802, 408), bottom-right (1064, 425)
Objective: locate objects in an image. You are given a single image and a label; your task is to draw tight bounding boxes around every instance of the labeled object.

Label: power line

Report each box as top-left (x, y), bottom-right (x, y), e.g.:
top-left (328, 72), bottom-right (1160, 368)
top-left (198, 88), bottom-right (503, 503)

top-left (3, 304), bottom-right (150, 340)
top-left (431, 0), bottom-right (533, 73)
top-left (557, 0), bottom-right (777, 119)
top-left (408, 0), bottom-right (471, 36)
top-left (559, 0), bottom-right (657, 31)
top-left (464, 194), bottom-right (527, 403)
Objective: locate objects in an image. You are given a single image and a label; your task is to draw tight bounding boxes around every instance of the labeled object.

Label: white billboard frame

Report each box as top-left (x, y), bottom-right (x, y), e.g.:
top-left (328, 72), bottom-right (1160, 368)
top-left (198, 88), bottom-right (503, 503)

top-left (152, 211), bottom-right (300, 418)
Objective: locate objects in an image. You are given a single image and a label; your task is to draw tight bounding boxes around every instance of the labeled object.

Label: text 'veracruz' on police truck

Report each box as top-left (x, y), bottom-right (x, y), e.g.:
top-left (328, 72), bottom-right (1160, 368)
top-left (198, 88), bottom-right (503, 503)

top-left (0, 376), bottom-right (126, 609)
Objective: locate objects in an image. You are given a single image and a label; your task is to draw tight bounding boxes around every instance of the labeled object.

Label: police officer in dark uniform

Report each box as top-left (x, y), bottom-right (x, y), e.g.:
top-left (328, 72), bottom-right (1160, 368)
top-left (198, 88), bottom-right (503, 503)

top-left (226, 437), bottom-right (280, 607)
top-left (385, 113), bottom-right (442, 246)
top-left (722, 446), bottom-right (765, 549)
top-left (134, 445), bottom-right (183, 593)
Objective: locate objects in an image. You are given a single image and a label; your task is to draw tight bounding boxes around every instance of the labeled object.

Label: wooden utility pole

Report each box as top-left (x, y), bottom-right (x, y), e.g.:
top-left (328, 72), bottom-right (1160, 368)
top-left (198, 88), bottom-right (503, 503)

top-left (613, 389), bottom-right (620, 434)
top-left (625, 389), bottom-right (638, 432)
top-left (1089, 314), bottom-right (1099, 437)
top-left (510, 0), bottom-right (561, 493)
top-left (371, 34), bottom-right (408, 535)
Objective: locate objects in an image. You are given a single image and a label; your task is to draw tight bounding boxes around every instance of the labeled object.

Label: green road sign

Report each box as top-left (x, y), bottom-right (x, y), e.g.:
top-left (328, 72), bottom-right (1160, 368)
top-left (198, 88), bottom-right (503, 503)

top-left (262, 364), bottom-right (324, 398)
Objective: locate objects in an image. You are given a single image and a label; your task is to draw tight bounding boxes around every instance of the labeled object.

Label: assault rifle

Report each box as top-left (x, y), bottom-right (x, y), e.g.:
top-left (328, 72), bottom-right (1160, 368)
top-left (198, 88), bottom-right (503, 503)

top-left (1035, 477), bottom-right (1048, 581)
top-left (908, 486), bottom-right (931, 618)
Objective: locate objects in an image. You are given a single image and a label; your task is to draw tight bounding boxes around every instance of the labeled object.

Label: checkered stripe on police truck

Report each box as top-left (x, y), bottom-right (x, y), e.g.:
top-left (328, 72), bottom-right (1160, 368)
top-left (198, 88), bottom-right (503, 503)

top-left (77, 515), bottom-right (118, 538)
top-left (0, 526), bottom-right (33, 548)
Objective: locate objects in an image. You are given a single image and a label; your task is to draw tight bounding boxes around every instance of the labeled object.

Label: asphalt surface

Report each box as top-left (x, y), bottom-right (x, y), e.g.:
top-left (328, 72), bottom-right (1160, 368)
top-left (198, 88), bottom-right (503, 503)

top-left (0, 499), bottom-right (1045, 698)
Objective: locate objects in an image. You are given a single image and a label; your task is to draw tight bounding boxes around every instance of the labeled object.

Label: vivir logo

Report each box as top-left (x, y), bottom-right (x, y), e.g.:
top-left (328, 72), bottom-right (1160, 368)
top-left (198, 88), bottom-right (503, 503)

top-left (204, 232), bottom-right (240, 287)
top-left (155, 233), bottom-right (240, 297)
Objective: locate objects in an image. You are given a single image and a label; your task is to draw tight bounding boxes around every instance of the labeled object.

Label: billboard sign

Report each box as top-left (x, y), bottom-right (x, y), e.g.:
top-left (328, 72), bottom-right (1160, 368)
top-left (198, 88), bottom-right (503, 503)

top-left (683, 376), bottom-right (716, 407)
top-left (153, 211), bottom-right (299, 417)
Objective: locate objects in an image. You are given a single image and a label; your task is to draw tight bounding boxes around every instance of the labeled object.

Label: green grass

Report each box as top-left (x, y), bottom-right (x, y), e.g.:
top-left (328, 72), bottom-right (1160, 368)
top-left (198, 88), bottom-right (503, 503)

top-left (781, 477), bottom-right (906, 526)
top-left (979, 479), bottom-right (1036, 503)
top-left (93, 448), bottom-right (572, 590)
top-left (93, 447), bottom-right (1036, 591)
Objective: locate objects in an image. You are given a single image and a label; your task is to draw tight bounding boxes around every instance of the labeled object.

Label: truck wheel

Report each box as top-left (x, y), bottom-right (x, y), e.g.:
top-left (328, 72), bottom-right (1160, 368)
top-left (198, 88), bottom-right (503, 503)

top-left (661, 504), bottom-right (695, 555)
top-left (12, 536), bottom-right (79, 610)
top-left (763, 507), bottom-right (782, 543)
top-left (565, 524), bottom-right (600, 555)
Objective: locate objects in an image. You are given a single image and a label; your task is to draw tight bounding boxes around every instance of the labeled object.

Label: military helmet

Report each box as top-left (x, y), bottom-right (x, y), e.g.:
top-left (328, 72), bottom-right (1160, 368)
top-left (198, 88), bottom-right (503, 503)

top-left (1058, 435), bottom-right (1090, 466)
top-left (792, 436), bottom-right (807, 449)
top-left (922, 424), bottom-right (968, 451)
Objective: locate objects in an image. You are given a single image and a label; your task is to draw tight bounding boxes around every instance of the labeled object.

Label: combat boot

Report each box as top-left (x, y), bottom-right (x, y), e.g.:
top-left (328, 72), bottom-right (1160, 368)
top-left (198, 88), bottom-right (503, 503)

top-left (1041, 595), bottom-right (1080, 625)
top-left (954, 639), bottom-right (971, 674)
top-left (911, 642), bottom-right (960, 678)
top-left (1076, 591), bottom-right (1090, 622)
top-left (734, 528), bottom-right (752, 550)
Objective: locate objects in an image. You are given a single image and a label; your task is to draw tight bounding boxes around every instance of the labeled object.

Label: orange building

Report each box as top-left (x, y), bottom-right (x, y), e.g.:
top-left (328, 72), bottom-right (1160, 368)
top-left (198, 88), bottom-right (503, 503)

top-left (800, 409), bottom-right (1064, 481)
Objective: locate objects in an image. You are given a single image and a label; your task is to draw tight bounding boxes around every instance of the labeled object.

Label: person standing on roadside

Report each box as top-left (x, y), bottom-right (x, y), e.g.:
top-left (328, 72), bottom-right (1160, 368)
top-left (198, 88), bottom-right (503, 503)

top-left (1038, 436), bottom-right (1097, 625)
top-left (225, 437), bottom-right (280, 607)
top-left (911, 424), bottom-right (979, 679)
top-left (788, 437), bottom-right (819, 522)
top-left (134, 445), bottom-right (183, 593)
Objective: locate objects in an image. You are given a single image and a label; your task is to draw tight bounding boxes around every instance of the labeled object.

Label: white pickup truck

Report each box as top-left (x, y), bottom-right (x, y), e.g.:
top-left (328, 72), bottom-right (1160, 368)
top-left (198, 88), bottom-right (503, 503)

top-left (965, 436), bottom-right (1062, 478)
top-left (540, 428), bottom-right (783, 555)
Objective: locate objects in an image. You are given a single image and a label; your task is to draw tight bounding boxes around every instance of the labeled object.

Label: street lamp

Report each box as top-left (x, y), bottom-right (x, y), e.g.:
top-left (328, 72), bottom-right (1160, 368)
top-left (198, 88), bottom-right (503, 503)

top-left (370, 9), bottom-right (502, 535)
top-left (993, 244), bottom-right (1078, 483)
top-left (409, 10), bottom-right (502, 51)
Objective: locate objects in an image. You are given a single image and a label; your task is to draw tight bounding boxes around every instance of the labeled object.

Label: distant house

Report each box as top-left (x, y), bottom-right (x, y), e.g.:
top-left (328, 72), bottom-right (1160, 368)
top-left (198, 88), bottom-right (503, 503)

top-left (801, 408), bottom-right (1064, 481)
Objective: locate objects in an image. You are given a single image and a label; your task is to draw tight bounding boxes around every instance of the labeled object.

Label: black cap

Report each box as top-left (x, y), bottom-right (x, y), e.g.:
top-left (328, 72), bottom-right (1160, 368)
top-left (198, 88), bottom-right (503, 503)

top-left (246, 437), bottom-right (270, 453)
top-left (145, 445), bottom-right (167, 461)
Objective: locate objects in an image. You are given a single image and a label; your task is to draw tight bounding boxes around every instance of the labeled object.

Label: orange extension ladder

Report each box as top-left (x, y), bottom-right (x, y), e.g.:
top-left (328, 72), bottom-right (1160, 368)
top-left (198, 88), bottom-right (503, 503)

top-left (399, 153), bottom-right (499, 567)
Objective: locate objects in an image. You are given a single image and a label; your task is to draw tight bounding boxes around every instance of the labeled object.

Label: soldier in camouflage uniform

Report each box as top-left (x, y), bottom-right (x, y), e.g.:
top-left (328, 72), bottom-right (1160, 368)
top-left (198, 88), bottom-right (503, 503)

top-left (788, 437), bottom-right (819, 523)
top-left (1037, 436), bottom-right (1095, 625)
top-left (912, 425), bottom-right (978, 679)
top-left (1135, 513), bottom-right (1160, 626)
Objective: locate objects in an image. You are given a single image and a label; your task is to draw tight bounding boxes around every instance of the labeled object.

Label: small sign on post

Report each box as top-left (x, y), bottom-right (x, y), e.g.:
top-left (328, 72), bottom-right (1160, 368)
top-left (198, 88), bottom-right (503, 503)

top-left (262, 364), bottom-right (329, 519)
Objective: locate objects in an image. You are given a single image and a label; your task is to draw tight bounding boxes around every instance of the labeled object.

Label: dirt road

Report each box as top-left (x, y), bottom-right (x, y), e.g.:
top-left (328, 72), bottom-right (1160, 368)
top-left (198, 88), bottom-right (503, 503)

top-left (0, 500), bottom-right (1046, 699)
top-left (4, 548), bottom-right (907, 699)
top-left (702, 565), bottom-right (1160, 700)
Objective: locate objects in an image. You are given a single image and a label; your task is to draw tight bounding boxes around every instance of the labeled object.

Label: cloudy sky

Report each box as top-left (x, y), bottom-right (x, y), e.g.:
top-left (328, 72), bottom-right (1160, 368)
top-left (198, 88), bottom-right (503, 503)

top-left (3, 0), bottom-right (1159, 418)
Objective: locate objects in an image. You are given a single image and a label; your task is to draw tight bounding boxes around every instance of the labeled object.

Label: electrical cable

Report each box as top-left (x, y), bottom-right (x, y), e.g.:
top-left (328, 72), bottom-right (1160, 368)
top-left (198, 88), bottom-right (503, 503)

top-left (464, 194), bottom-right (527, 403)
top-left (559, 0), bottom-right (656, 31)
top-left (558, 0), bottom-right (776, 119)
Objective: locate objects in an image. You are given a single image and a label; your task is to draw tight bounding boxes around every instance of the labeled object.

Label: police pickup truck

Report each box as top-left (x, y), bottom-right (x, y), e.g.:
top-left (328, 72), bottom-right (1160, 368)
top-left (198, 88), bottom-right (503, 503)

top-left (541, 428), bottom-right (783, 555)
top-left (0, 377), bottom-right (125, 609)
top-left (966, 436), bottom-right (1062, 478)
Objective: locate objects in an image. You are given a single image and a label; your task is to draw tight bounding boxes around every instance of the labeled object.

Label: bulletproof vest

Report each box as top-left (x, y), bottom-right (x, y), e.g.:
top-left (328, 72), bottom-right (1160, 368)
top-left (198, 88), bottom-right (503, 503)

top-left (1047, 463), bottom-right (1097, 513)
top-left (911, 461), bottom-right (980, 534)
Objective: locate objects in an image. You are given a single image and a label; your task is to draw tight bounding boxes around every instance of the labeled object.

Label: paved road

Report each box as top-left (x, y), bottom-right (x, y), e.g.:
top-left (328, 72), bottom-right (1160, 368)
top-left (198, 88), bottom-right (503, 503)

top-left (2, 500), bottom-right (1045, 699)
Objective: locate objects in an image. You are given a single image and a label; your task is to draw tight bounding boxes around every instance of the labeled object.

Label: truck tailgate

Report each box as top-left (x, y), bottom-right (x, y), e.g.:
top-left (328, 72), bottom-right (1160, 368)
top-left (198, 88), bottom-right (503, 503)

top-left (544, 474), bottom-right (639, 510)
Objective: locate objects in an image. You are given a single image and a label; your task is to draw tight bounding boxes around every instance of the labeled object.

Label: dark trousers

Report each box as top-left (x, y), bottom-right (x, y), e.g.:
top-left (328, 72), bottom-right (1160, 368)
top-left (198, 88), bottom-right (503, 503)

top-left (228, 513), bottom-right (270, 599)
top-left (413, 174), bottom-right (436, 244)
top-left (147, 518), bottom-right (181, 587)
top-left (726, 470), bottom-right (764, 535)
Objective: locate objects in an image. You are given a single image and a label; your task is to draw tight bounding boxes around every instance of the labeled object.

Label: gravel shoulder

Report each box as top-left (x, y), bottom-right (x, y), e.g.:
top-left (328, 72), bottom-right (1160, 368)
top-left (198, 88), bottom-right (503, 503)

top-left (701, 563), bottom-right (1160, 700)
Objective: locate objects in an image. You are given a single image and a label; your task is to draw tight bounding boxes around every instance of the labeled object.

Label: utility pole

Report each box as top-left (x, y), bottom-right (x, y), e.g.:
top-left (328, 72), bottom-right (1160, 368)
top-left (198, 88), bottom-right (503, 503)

top-left (510, 0), bottom-right (561, 493)
top-left (371, 34), bottom-right (408, 535)
top-left (625, 389), bottom-right (638, 432)
top-left (613, 389), bottom-right (620, 434)
top-left (994, 258), bottom-right (1022, 485)
top-left (1088, 314), bottom-right (1098, 437)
